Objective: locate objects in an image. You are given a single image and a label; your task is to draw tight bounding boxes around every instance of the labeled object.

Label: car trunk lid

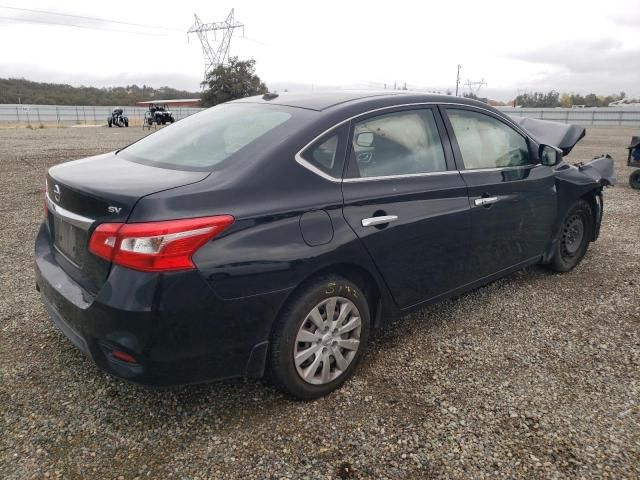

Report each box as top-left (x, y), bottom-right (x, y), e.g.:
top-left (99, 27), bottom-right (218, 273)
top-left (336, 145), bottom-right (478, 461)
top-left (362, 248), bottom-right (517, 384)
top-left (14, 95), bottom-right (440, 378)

top-left (46, 152), bottom-right (210, 294)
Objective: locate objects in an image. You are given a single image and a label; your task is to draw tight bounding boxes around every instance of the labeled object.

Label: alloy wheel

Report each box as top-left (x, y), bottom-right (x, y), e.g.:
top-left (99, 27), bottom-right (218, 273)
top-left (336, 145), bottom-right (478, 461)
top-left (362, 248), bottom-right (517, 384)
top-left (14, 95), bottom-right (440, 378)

top-left (293, 297), bottom-right (362, 385)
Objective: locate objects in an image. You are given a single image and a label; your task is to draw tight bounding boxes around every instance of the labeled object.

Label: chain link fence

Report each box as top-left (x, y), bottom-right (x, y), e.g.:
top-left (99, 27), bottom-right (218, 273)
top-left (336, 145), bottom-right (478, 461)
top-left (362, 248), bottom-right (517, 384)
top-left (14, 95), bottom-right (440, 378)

top-left (498, 107), bottom-right (640, 126)
top-left (2, 104), bottom-right (640, 127)
top-left (0, 104), bottom-right (205, 127)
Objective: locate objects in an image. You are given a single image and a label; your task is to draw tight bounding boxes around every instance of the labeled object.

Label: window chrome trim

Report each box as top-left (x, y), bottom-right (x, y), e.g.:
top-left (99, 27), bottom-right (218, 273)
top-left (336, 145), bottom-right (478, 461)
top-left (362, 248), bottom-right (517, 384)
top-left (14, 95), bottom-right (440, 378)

top-left (459, 163), bottom-right (542, 173)
top-left (46, 193), bottom-right (94, 230)
top-left (343, 170), bottom-right (460, 183)
top-left (294, 101), bottom-right (530, 183)
top-left (294, 155), bottom-right (343, 183)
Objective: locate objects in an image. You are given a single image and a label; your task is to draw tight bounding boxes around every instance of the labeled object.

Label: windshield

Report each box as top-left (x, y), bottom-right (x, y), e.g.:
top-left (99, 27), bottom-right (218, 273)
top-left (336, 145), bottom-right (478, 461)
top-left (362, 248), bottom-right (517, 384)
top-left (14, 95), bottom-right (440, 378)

top-left (119, 103), bottom-right (293, 171)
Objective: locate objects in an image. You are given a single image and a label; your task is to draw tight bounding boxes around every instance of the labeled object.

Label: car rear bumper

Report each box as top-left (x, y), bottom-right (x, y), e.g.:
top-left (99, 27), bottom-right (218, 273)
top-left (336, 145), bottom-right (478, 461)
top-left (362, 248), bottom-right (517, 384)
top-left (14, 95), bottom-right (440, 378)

top-left (34, 222), bottom-right (291, 386)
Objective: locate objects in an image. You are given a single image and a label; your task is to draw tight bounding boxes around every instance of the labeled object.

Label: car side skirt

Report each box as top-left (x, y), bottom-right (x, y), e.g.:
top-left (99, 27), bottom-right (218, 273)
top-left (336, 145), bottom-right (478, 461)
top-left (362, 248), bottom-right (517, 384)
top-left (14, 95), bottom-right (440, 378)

top-left (399, 255), bottom-right (543, 315)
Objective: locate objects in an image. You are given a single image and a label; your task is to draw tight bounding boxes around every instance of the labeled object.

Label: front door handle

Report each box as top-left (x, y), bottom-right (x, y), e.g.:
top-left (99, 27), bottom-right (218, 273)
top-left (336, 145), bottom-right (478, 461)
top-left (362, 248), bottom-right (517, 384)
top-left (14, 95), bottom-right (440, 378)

top-left (361, 215), bottom-right (399, 227)
top-left (474, 196), bottom-right (499, 207)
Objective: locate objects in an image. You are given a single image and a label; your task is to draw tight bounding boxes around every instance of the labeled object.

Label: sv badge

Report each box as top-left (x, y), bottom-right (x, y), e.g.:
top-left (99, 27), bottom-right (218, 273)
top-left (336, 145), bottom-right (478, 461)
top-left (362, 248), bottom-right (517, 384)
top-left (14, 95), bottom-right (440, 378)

top-left (108, 206), bottom-right (122, 214)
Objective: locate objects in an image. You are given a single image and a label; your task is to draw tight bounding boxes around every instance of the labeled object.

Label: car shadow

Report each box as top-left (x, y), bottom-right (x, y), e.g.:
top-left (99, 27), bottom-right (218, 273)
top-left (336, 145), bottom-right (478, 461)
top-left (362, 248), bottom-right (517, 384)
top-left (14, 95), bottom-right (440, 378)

top-left (44, 264), bottom-right (549, 429)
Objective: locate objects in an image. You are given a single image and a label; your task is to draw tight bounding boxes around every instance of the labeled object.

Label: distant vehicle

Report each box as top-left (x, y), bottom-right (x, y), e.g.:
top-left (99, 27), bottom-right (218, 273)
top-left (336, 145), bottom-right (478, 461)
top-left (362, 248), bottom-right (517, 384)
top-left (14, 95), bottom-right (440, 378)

top-left (143, 104), bottom-right (175, 128)
top-left (107, 108), bottom-right (128, 128)
top-left (608, 99), bottom-right (640, 107)
top-left (36, 92), bottom-right (615, 399)
top-left (627, 136), bottom-right (640, 189)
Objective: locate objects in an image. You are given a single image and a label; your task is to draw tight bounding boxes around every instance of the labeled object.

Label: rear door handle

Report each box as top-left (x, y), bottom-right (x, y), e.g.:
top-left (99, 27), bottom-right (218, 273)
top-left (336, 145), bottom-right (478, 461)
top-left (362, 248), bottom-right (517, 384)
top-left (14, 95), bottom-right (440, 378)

top-left (361, 215), bottom-right (398, 227)
top-left (474, 196), bottom-right (499, 207)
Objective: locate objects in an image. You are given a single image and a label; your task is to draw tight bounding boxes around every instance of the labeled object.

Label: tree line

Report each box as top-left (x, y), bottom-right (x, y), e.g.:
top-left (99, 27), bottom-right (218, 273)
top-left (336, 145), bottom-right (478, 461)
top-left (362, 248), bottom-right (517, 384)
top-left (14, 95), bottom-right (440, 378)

top-left (513, 91), bottom-right (639, 108)
top-left (4, 73), bottom-right (637, 110)
top-left (0, 78), bottom-right (199, 105)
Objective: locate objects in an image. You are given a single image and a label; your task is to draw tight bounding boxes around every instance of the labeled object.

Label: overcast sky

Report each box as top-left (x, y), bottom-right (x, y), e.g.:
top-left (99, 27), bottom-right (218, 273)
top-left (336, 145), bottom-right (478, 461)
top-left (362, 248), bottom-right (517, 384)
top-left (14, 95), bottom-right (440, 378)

top-left (1, 0), bottom-right (639, 100)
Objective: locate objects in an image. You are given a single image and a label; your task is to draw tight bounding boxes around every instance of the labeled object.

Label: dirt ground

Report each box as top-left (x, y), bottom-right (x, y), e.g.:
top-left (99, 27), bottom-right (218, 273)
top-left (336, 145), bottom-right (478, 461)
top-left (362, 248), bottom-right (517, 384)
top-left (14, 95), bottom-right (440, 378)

top-left (0, 125), bottom-right (638, 479)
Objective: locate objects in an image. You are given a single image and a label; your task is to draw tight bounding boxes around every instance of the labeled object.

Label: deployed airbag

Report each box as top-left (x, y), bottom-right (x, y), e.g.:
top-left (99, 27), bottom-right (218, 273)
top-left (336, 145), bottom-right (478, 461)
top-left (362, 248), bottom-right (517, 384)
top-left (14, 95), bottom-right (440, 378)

top-left (509, 116), bottom-right (586, 156)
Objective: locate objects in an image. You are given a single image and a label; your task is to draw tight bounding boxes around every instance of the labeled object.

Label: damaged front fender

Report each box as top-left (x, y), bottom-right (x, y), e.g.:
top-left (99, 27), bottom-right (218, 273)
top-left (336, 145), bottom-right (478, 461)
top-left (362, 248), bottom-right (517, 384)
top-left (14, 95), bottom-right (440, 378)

top-left (545, 155), bottom-right (616, 258)
top-left (511, 115), bottom-right (615, 260)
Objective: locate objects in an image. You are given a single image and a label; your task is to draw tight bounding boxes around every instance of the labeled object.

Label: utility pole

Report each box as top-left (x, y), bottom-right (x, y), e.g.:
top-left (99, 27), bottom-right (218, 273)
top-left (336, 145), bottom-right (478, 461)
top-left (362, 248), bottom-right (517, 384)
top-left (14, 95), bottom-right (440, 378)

top-left (188, 9), bottom-right (245, 82)
top-left (455, 64), bottom-right (462, 96)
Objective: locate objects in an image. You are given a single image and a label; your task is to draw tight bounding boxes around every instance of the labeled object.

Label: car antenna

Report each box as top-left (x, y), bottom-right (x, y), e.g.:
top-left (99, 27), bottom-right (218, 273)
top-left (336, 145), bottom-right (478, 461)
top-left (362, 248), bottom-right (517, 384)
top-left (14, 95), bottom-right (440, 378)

top-left (262, 92), bottom-right (279, 100)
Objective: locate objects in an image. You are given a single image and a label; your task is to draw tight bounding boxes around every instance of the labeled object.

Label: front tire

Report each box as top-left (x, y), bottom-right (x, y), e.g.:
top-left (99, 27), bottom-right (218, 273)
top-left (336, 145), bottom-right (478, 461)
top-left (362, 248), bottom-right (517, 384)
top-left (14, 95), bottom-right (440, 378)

top-left (268, 275), bottom-right (370, 400)
top-left (549, 199), bottom-right (593, 272)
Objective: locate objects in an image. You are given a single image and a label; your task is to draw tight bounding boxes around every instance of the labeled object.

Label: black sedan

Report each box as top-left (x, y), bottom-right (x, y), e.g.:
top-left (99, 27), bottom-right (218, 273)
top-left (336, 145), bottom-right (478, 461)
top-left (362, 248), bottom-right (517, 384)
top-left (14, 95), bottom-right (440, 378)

top-left (35, 92), bottom-right (614, 399)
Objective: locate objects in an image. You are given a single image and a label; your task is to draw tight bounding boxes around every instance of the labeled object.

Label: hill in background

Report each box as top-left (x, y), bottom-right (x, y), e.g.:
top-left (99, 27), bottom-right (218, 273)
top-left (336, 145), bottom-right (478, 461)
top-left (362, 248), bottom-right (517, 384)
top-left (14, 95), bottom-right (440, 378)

top-left (0, 78), bottom-right (200, 105)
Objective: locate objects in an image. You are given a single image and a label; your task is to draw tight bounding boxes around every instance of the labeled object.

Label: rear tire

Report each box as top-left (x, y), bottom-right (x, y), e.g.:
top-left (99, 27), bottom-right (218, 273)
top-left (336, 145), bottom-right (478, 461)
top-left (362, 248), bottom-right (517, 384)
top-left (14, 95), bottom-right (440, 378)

top-left (548, 199), bottom-right (593, 272)
top-left (268, 275), bottom-right (370, 400)
top-left (629, 169), bottom-right (640, 190)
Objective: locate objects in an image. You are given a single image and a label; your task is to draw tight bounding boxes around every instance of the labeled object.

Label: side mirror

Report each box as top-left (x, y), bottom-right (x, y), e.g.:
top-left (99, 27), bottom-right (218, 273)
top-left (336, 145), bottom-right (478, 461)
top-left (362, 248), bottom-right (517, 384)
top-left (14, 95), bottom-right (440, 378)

top-left (355, 132), bottom-right (374, 148)
top-left (539, 144), bottom-right (562, 166)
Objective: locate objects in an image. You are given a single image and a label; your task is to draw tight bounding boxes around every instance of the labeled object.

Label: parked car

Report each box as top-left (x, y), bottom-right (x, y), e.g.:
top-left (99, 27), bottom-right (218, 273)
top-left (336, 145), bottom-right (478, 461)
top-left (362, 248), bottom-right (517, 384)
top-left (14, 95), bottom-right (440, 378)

top-left (107, 108), bottom-right (128, 128)
top-left (35, 92), bottom-right (615, 399)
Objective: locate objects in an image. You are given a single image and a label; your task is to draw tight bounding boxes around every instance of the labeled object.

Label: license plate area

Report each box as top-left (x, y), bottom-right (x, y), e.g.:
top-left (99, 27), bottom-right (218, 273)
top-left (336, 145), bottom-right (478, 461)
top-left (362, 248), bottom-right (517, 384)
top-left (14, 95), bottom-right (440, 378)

top-left (53, 215), bottom-right (88, 267)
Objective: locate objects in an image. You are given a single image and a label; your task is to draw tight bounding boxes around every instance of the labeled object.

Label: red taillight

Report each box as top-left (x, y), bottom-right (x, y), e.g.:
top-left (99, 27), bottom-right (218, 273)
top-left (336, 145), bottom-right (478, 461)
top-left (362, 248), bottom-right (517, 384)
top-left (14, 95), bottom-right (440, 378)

top-left (111, 350), bottom-right (138, 364)
top-left (88, 216), bottom-right (234, 272)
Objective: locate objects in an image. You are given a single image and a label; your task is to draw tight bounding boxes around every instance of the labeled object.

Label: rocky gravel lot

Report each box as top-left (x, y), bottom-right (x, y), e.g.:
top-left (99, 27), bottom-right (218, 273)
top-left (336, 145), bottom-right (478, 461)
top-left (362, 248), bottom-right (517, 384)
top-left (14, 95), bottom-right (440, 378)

top-left (0, 125), bottom-right (639, 479)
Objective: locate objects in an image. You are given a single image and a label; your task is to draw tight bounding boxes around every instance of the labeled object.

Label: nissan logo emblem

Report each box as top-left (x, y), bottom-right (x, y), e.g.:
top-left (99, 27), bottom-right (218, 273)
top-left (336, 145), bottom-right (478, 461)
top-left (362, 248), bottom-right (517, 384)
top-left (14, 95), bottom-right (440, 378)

top-left (53, 184), bottom-right (61, 203)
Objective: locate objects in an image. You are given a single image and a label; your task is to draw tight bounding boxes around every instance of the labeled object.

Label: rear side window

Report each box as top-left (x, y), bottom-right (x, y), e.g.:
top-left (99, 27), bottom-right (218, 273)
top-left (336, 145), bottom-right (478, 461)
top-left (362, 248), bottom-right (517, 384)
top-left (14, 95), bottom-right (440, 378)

top-left (299, 125), bottom-right (348, 178)
top-left (446, 109), bottom-right (531, 169)
top-left (307, 135), bottom-right (339, 171)
top-left (350, 109), bottom-right (447, 178)
top-left (120, 104), bottom-right (293, 171)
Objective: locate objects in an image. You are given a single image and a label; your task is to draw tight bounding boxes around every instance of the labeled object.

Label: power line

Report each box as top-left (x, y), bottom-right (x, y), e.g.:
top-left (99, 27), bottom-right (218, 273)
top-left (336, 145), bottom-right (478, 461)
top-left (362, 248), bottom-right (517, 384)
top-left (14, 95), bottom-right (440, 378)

top-left (0, 5), bottom-right (182, 31)
top-left (0, 15), bottom-right (168, 36)
top-left (0, 5), bottom-right (269, 45)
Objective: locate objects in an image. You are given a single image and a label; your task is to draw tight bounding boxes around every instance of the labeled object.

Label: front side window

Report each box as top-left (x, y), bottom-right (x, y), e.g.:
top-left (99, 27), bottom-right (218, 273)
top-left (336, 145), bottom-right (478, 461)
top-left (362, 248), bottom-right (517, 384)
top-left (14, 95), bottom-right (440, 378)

top-left (350, 109), bottom-right (447, 178)
top-left (446, 109), bottom-right (530, 170)
top-left (120, 104), bottom-right (293, 171)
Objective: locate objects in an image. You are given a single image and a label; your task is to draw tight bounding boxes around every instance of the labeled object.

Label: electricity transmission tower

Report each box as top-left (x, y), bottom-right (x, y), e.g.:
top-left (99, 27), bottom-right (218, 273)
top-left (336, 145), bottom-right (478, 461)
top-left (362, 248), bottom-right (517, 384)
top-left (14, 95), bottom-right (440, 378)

top-left (188, 9), bottom-right (244, 81)
top-left (465, 78), bottom-right (487, 97)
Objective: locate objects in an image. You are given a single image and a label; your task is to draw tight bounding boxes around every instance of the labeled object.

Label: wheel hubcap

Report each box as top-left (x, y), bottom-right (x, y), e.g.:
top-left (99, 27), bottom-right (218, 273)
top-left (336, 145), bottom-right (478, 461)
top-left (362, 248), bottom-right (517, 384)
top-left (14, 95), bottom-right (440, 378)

top-left (563, 214), bottom-right (584, 255)
top-left (293, 296), bottom-right (361, 385)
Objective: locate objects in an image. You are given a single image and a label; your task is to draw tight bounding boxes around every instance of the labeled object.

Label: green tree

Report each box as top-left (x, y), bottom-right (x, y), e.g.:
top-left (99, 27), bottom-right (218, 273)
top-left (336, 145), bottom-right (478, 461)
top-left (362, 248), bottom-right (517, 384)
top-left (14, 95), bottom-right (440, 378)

top-left (201, 57), bottom-right (268, 107)
top-left (559, 93), bottom-right (572, 108)
top-left (514, 91), bottom-right (560, 108)
top-left (0, 78), bottom-right (199, 105)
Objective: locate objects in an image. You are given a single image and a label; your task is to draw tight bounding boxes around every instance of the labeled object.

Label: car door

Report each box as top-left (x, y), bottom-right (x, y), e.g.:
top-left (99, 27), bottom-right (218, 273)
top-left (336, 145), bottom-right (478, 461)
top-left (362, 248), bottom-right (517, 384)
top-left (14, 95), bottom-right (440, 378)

top-left (441, 106), bottom-right (557, 282)
top-left (341, 106), bottom-right (471, 309)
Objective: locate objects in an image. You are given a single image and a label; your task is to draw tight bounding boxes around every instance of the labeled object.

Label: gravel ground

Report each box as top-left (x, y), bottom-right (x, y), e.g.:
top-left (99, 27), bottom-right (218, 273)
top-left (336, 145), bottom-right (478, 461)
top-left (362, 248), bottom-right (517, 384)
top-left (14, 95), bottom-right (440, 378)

top-left (0, 125), bottom-right (639, 479)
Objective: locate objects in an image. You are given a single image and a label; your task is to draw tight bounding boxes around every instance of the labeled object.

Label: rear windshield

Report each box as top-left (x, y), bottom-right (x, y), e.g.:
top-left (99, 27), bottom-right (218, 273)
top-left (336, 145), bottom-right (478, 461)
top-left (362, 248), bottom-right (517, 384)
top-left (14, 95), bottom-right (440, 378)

top-left (119, 103), bottom-right (293, 171)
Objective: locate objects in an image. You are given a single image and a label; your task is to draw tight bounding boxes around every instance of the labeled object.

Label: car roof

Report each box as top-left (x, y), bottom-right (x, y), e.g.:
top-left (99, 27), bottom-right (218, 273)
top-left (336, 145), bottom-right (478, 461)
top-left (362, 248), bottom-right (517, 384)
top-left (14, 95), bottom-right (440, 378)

top-left (231, 90), bottom-right (490, 112)
top-left (231, 91), bottom-right (403, 111)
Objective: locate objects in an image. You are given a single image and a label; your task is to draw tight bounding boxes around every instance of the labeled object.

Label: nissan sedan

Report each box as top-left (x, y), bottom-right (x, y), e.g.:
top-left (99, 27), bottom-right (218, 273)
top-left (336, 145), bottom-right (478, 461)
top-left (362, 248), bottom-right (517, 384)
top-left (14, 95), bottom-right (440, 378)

top-left (35, 92), bottom-right (614, 399)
